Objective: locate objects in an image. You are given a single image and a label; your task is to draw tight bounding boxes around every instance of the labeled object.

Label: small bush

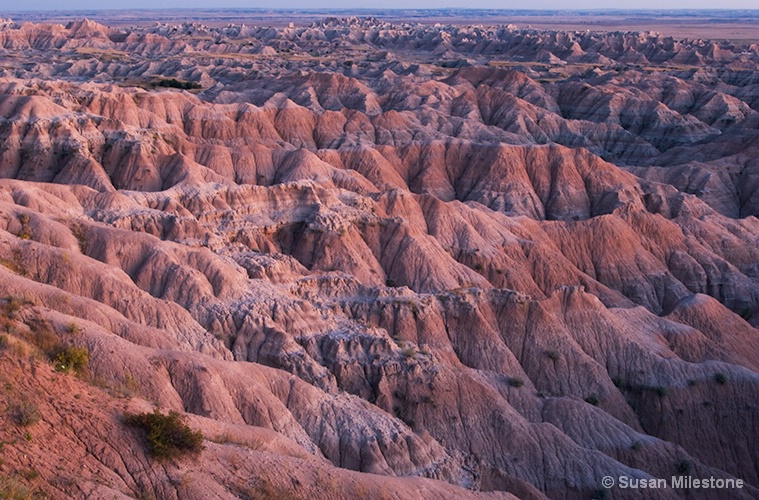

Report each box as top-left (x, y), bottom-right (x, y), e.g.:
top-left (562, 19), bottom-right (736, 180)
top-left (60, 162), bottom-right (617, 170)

top-left (65, 322), bottom-right (81, 335)
top-left (125, 410), bottom-right (204, 460)
top-left (53, 346), bottom-right (89, 374)
top-left (410, 304), bottom-right (420, 319)
top-left (0, 258), bottom-right (23, 275)
top-left (116, 373), bottom-right (140, 398)
top-left (677, 458), bottom-right (693, 474)
top-left (585, 395), bottom-right (599, 406)
top-left (20, 468), bottom-right (37, 481)
top-left (0, 474), bottom-right (37, 500)
top-left (2, 297), bottom-right (23, 317)
top-left (714, 373), bottom-right (728, 385)
top-left (0, 334), bottom-right (8, 350)
top-left (507, 377), bottom-right (525, 388)
top-left (402, 346), bottom-right (416, 359)
top-left (31, 327), bottom-right (61, 358)
top-left (545, 350), bottom-right (560, 361)
top-left (69, 223), bottom-right (88, 252)
top-left (12, 401), bottom-right (41, 427)
top-left (1, 317), bottom-right (14, 332)
top-left (591, 489), bottom-right (608, 499)
top-left (640, 385), bottom-right (668, 397)
top-left (17, 227), bottom-right (33, 240)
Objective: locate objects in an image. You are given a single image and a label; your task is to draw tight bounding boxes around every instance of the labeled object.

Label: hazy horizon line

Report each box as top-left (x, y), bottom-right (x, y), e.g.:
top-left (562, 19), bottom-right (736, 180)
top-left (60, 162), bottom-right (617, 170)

top-left (5, 7), bottom-right (759, 13)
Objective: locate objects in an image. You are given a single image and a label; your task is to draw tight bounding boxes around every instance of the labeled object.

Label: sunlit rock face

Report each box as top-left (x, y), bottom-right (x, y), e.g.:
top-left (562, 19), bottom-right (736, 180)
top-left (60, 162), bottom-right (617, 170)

top-left (0, 15), bottom-right (758, 500)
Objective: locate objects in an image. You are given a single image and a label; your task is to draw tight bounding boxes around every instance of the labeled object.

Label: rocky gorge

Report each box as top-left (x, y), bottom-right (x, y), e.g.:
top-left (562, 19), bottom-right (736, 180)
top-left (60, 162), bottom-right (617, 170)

top-left (0, 15), bottom-right (757, 499)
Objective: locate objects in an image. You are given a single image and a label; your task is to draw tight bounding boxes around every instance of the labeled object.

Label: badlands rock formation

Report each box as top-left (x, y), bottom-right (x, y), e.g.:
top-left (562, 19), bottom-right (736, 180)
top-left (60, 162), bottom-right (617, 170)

top-left (0, 15), bottom-right (758, 499)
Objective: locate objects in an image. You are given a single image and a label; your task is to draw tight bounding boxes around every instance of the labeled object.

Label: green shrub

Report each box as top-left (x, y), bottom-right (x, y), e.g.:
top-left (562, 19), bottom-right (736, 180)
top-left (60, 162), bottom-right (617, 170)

top-left (53, 346), bottom-right (89, 374)
top-left (17, 226), bottom-right (33, 240)
top-left (714, 373), bottom-right (728, 385)
top-left (125, 410), bottom-right (204, 460)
